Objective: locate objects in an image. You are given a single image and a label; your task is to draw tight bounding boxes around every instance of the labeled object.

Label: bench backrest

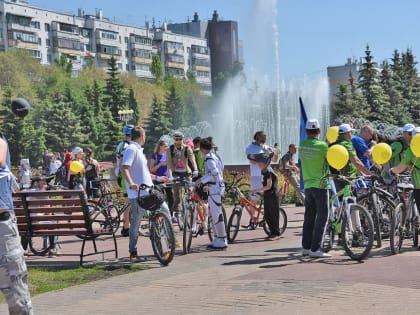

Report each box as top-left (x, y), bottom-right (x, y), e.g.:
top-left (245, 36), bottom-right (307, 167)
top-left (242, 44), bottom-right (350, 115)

top-left (13, 190), bottom-right (91, 236)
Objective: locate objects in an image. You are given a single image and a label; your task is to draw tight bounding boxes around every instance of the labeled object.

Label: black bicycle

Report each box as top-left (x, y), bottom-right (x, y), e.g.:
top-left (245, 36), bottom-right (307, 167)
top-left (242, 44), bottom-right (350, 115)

top-left (138, 184), bottom-right (176, 265)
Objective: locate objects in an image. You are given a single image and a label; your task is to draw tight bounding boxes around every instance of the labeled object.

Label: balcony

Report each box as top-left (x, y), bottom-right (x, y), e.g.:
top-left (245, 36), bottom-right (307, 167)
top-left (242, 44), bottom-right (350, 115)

top-left (52, 30), bottom-right (81, 41)
top-left (7, 23), bottom-right (38, 33)
top-left (134, 70), bottom-right (153, 79)
top-left (132, 56), bottom-right (152, 65)
top-left (55, 47), bottom-right (81, 56)
top-left (96, 52), bottom-right (120, 60)
top-left (193, 65), bottom-right (210, 72)
top-left (12, 40), bottom-right (39, 50)
top-left (165, 61), bottom-right (184, 69)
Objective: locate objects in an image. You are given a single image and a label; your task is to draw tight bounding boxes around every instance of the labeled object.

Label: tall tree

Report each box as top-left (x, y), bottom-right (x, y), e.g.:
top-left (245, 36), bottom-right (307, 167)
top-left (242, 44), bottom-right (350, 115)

top-left (358, 45), bottom-right (389, 121)
top-left (150, 55), bottom-right (163, 84)
top-left (144, 95), bottom-right (172, 155)
top-left (128, 87), bottom-right (140, 125)
top-left (165, 85), bottom-right (185, 129)
top-left (103, 56), bottom-right (127, 119)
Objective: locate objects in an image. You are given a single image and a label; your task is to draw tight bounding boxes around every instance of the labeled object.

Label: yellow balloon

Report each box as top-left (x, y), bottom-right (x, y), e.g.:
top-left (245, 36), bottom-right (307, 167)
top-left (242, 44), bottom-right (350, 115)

top-left (410, 134), bottom-right (420, 157)
top-left (327, 144), bottom-right (349, 170)
top-left (326, 126), bottom-right (339, 143)
top-left (70, 160), bottom-right (84, 173)
top-left (372, 143), bottom-right (392, 165)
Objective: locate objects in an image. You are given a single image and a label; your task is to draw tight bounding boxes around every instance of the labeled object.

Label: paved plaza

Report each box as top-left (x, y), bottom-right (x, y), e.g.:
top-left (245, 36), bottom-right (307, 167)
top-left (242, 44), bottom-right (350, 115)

top-left (2, 206), bottom-right (420, 314)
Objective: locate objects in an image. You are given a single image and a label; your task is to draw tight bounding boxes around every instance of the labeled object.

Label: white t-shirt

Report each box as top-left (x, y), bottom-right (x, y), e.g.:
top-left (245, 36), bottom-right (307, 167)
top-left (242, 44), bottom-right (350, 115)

top-left (246, 142), bottom-right (269, 177)
top-left (49, 160), bottom-right (62, 175)
top-left (121, 141), bottom-right (153, 199)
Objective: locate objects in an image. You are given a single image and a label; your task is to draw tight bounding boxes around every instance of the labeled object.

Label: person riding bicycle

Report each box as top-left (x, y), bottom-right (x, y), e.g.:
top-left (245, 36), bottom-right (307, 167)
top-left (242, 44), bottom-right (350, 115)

top-left (388, 126), bottom-right (420, 232)
top-left (279, 144), bottom-right (305, 206)
top-left (195, 137), bottom-right (227, 249)
top-left (389, 123), bottom-right (414, 167)
top-left (251, 152), bottom-right (281, 240)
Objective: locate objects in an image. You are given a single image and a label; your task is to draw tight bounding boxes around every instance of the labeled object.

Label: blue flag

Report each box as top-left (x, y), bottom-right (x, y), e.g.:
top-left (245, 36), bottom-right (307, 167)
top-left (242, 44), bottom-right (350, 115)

top-left (298, 97), bottom-right (307, 192)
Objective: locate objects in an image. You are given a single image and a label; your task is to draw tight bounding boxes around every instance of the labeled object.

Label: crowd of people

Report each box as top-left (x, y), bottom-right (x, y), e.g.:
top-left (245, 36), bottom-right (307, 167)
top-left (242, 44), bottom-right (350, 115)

top-left (4, 101), bottom-right (420, 314)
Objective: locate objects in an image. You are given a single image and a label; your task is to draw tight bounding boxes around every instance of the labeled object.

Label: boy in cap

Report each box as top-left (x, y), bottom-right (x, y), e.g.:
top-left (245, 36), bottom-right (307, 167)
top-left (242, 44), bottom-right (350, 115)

top-left (251, 152), bottom-right (281, 240)
top-left (299, 119), bottom-right (331, 258)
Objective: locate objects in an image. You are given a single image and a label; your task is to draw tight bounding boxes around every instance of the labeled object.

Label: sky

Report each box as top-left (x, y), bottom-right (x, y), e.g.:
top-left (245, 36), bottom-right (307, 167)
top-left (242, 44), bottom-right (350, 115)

top-left (28, 0), bottom-right (420, 82)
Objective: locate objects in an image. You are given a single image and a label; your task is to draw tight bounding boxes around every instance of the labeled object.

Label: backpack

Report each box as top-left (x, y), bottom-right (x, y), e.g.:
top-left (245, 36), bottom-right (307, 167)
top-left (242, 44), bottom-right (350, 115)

top-left (84, 161), bottom-right (97, 180)
top-left (55, 164), bottom-right (68, 187)
top-left (169, 144), bottom-right (194, 172)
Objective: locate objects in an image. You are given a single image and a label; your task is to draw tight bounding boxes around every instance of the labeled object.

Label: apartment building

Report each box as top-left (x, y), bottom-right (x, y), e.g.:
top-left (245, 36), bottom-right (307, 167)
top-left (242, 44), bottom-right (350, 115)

top-left (0, 0), bottom-right (211, 94)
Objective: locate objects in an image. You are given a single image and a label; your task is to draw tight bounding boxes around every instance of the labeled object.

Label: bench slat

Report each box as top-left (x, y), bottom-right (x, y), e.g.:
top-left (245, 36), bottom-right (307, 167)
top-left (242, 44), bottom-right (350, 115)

top-left (24, 198), bottom-right (83, 206)
top-left (32, 229), bottom-right (88, 236)
top-left (20, 215), bottom-right (86, 221)
top-left (31, 222), bottom-right (87, 229)
top-left (14, 190), bottom-right (85, 197)
top-left (24, 206), bottom-right (85, 214)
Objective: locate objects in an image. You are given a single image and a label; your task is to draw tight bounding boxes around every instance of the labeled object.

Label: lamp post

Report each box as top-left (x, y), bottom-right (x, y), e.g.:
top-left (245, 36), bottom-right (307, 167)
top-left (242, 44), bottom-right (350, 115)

top-left (118, 109), bottom-right (134, 124)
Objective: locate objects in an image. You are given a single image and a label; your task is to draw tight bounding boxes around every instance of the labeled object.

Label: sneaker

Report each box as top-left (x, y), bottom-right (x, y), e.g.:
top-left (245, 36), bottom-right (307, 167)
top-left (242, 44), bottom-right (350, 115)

top-left (130, 251), bottom-right (138, 262)
top-left (121, 228), bottom-right (129, 237)
top-left (265, 235), bottom-right (281, 241)
top-left (302, 248), bottom-right (311, 256)
top-left (48, 248), bottom-right (60, 258)
top-left (207, 237), bottom-right (228, 249)
top-left (171, 216), bottom-right (178, 223)
top-left (309, 249), bottom-right (331, 258)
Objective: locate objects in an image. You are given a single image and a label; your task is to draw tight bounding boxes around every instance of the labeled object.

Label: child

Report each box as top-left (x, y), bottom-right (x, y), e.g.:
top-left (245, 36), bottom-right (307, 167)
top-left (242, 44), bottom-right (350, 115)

top-left (251, 152), bottom-right (281, 240)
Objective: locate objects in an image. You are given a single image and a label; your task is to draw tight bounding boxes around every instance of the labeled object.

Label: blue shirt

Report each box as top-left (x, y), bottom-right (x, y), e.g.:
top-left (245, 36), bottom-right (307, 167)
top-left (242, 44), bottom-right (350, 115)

top-left (351, 135), bottom-right (370, 168)
top-left (150, 153), bottom-right (168, 176)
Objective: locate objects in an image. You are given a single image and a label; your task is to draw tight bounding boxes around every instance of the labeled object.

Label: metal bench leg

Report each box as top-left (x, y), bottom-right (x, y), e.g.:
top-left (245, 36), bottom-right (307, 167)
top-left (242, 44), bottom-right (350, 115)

top-left (92, 238), bottom-right (98, 253)
top-left (80, 238), bottom-right (86, 266)
top-left (112, 232), bottom-right (118, 259)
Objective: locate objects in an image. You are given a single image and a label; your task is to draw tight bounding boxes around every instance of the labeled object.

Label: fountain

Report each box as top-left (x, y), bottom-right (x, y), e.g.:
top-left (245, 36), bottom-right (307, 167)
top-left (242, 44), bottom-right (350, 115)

top-left (210, 0), bottom-right (330, 164)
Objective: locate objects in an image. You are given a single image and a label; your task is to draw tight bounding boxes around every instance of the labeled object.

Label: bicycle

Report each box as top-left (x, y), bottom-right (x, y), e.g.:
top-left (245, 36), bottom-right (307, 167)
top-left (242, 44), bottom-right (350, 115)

top-left (138, 184), bottom-right (176, 265)
top-left (322, 174), bottom-right (374, 261)
top-left (356, 175), bottom-right (395, 248)
top-left (389, 174), bottom-right (419, 254)
top-left (226, 185), bottom-right (287, 243)
top-left (175, 178), bottom-right (226, 253)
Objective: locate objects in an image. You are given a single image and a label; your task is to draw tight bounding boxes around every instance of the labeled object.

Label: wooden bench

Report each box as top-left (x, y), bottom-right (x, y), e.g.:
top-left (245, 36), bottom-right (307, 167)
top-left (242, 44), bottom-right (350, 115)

top-left (13, 189), bottom-right (118, 265)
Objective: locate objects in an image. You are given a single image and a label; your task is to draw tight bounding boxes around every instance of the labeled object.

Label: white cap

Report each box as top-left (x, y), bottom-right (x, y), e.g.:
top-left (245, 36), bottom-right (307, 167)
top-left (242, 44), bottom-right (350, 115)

top-left (338, 123), bottom-right (355, 134)
top-left (412, 127), bottom-right (420, 136)
top-left (402, 123), bottom-right (415, 133)
top-left (305, 119), bottom-right (320, 130)
top-left (20, 158), bottom-right (30, 168)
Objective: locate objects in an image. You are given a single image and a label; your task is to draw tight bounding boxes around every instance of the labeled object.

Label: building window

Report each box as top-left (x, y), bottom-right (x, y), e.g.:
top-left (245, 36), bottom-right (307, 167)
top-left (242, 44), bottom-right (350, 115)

top-left (165, 41), bottom-right (184, 52)
top-left (126, 64), bottom-right (129, 71)
top-left (191, 45), bottom-right (209, 55)
top-left (82, 29), bottom-right (90, 38)
top-left (167, 54), bottom-right (184, 63)
top-left (125, 50), bottom-right (128, 57)
top-left (30, 21), bottom-right (40, 29)
top-left (6, 14), bottom-right (31, 27)
top-left (100, 30), bottom-right (118, 40)
top-left (97, 44), bottom-right (121, 56)
top-left (45, 38), bottom-right (50, 46)
top-left (192, 58), bottom-right (210, 67)
top-left (197, 70), bottom-right (210, 77)
top-left (59, 23), bottom-right (78, 33)
top-left (124, 36), bottom-right (128, 44)
top-left (44, 23), bottom-right (50, 31)
top-left (11, 31), bottom-right (38, 43)
top-left (135, 63), bottom-right (150, 71)
top-left (26, 49), bottom-right (41, 58)
top-left (133, 35), bottom-right (152, 46)
top-left (57, 38), bottom-right (80, 50)
top-left (133, 49), bottom-right (152, 59)
top-left (38, 37), bottom-right (41, 45)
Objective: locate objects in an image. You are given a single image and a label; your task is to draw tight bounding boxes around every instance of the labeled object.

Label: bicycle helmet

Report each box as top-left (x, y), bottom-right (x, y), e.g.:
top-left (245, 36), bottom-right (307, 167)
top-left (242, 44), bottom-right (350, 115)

top-left (122, 124), bottom-right (134, 136)
top-left (71, 146), bottom-right (83, 158)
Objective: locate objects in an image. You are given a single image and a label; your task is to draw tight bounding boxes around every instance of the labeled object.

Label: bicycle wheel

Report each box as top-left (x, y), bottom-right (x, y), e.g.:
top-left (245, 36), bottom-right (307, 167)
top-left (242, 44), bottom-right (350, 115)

top-left (227, 206), bottom-right (242, 243)
top-left (150, 212), bottom-right (175, 265)
top-left (182, 204), bottom-right (194, 254)
top-left (263, 207), bottom-right (288, 237)
top-left (208, 205), bottom-right (227, 242)
top-left (321, 221), bottom-right (335, 253)
top-left (390, 203), bottom-right (404, 254)
top-left (176, 208), bottom-right (185, 231)
top-left (29, 236), bottom-right (53, 256)
top-left (139, 211), bottom-right (151, 237)
top-left (105, 204), bottom-right (121, 232)
top-left (341, 204), bottom-right (374, 261)
top-left (76, 201), bottom-right (108, 240)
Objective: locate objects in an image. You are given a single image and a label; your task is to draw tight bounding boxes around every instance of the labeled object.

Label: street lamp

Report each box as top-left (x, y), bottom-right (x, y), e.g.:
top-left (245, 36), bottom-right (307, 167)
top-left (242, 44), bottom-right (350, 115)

top-left (118, 109), bottom-right (134, 124)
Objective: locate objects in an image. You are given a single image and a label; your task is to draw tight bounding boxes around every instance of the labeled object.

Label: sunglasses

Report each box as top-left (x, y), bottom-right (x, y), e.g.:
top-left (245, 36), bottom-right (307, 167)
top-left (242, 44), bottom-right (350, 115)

top-left (174, 137), bottom-right (183, 141)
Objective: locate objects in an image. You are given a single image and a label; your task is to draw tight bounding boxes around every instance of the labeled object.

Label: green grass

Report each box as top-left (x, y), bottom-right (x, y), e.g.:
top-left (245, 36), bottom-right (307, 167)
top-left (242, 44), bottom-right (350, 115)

top-left (0, 264), bottom-right (148, 304)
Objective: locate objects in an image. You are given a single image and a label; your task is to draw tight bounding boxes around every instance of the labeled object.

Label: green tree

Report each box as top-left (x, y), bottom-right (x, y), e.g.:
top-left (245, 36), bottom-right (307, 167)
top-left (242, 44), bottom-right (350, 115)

top-left (144, 94), bottom-right (172, 155)
top-left (358, 45), bottom-right (389, 121)
top-left (348, 71), bottom-right (370, 118)
top-left (165, 85), bottom-right (185, 129)
top-left (128, 87), bottom-right (140, 124)
top-left (103, 55), bottom-right (127, 119)
top-left (54, 54), bottom-right (73, 76)
top-left (150, 55), bottom-right (163, 84)
top-left (332, 84), bottom-right (352, 118)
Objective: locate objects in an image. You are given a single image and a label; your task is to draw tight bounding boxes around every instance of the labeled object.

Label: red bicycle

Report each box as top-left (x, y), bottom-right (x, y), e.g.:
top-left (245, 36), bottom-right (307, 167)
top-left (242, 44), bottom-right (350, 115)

top-left (226, 185), bottom-right (287, 242)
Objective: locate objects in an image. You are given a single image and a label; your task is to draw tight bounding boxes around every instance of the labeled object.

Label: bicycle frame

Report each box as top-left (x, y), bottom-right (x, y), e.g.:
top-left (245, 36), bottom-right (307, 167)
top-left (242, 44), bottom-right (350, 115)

top-left (232, 186), bottom-right (264, 224)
